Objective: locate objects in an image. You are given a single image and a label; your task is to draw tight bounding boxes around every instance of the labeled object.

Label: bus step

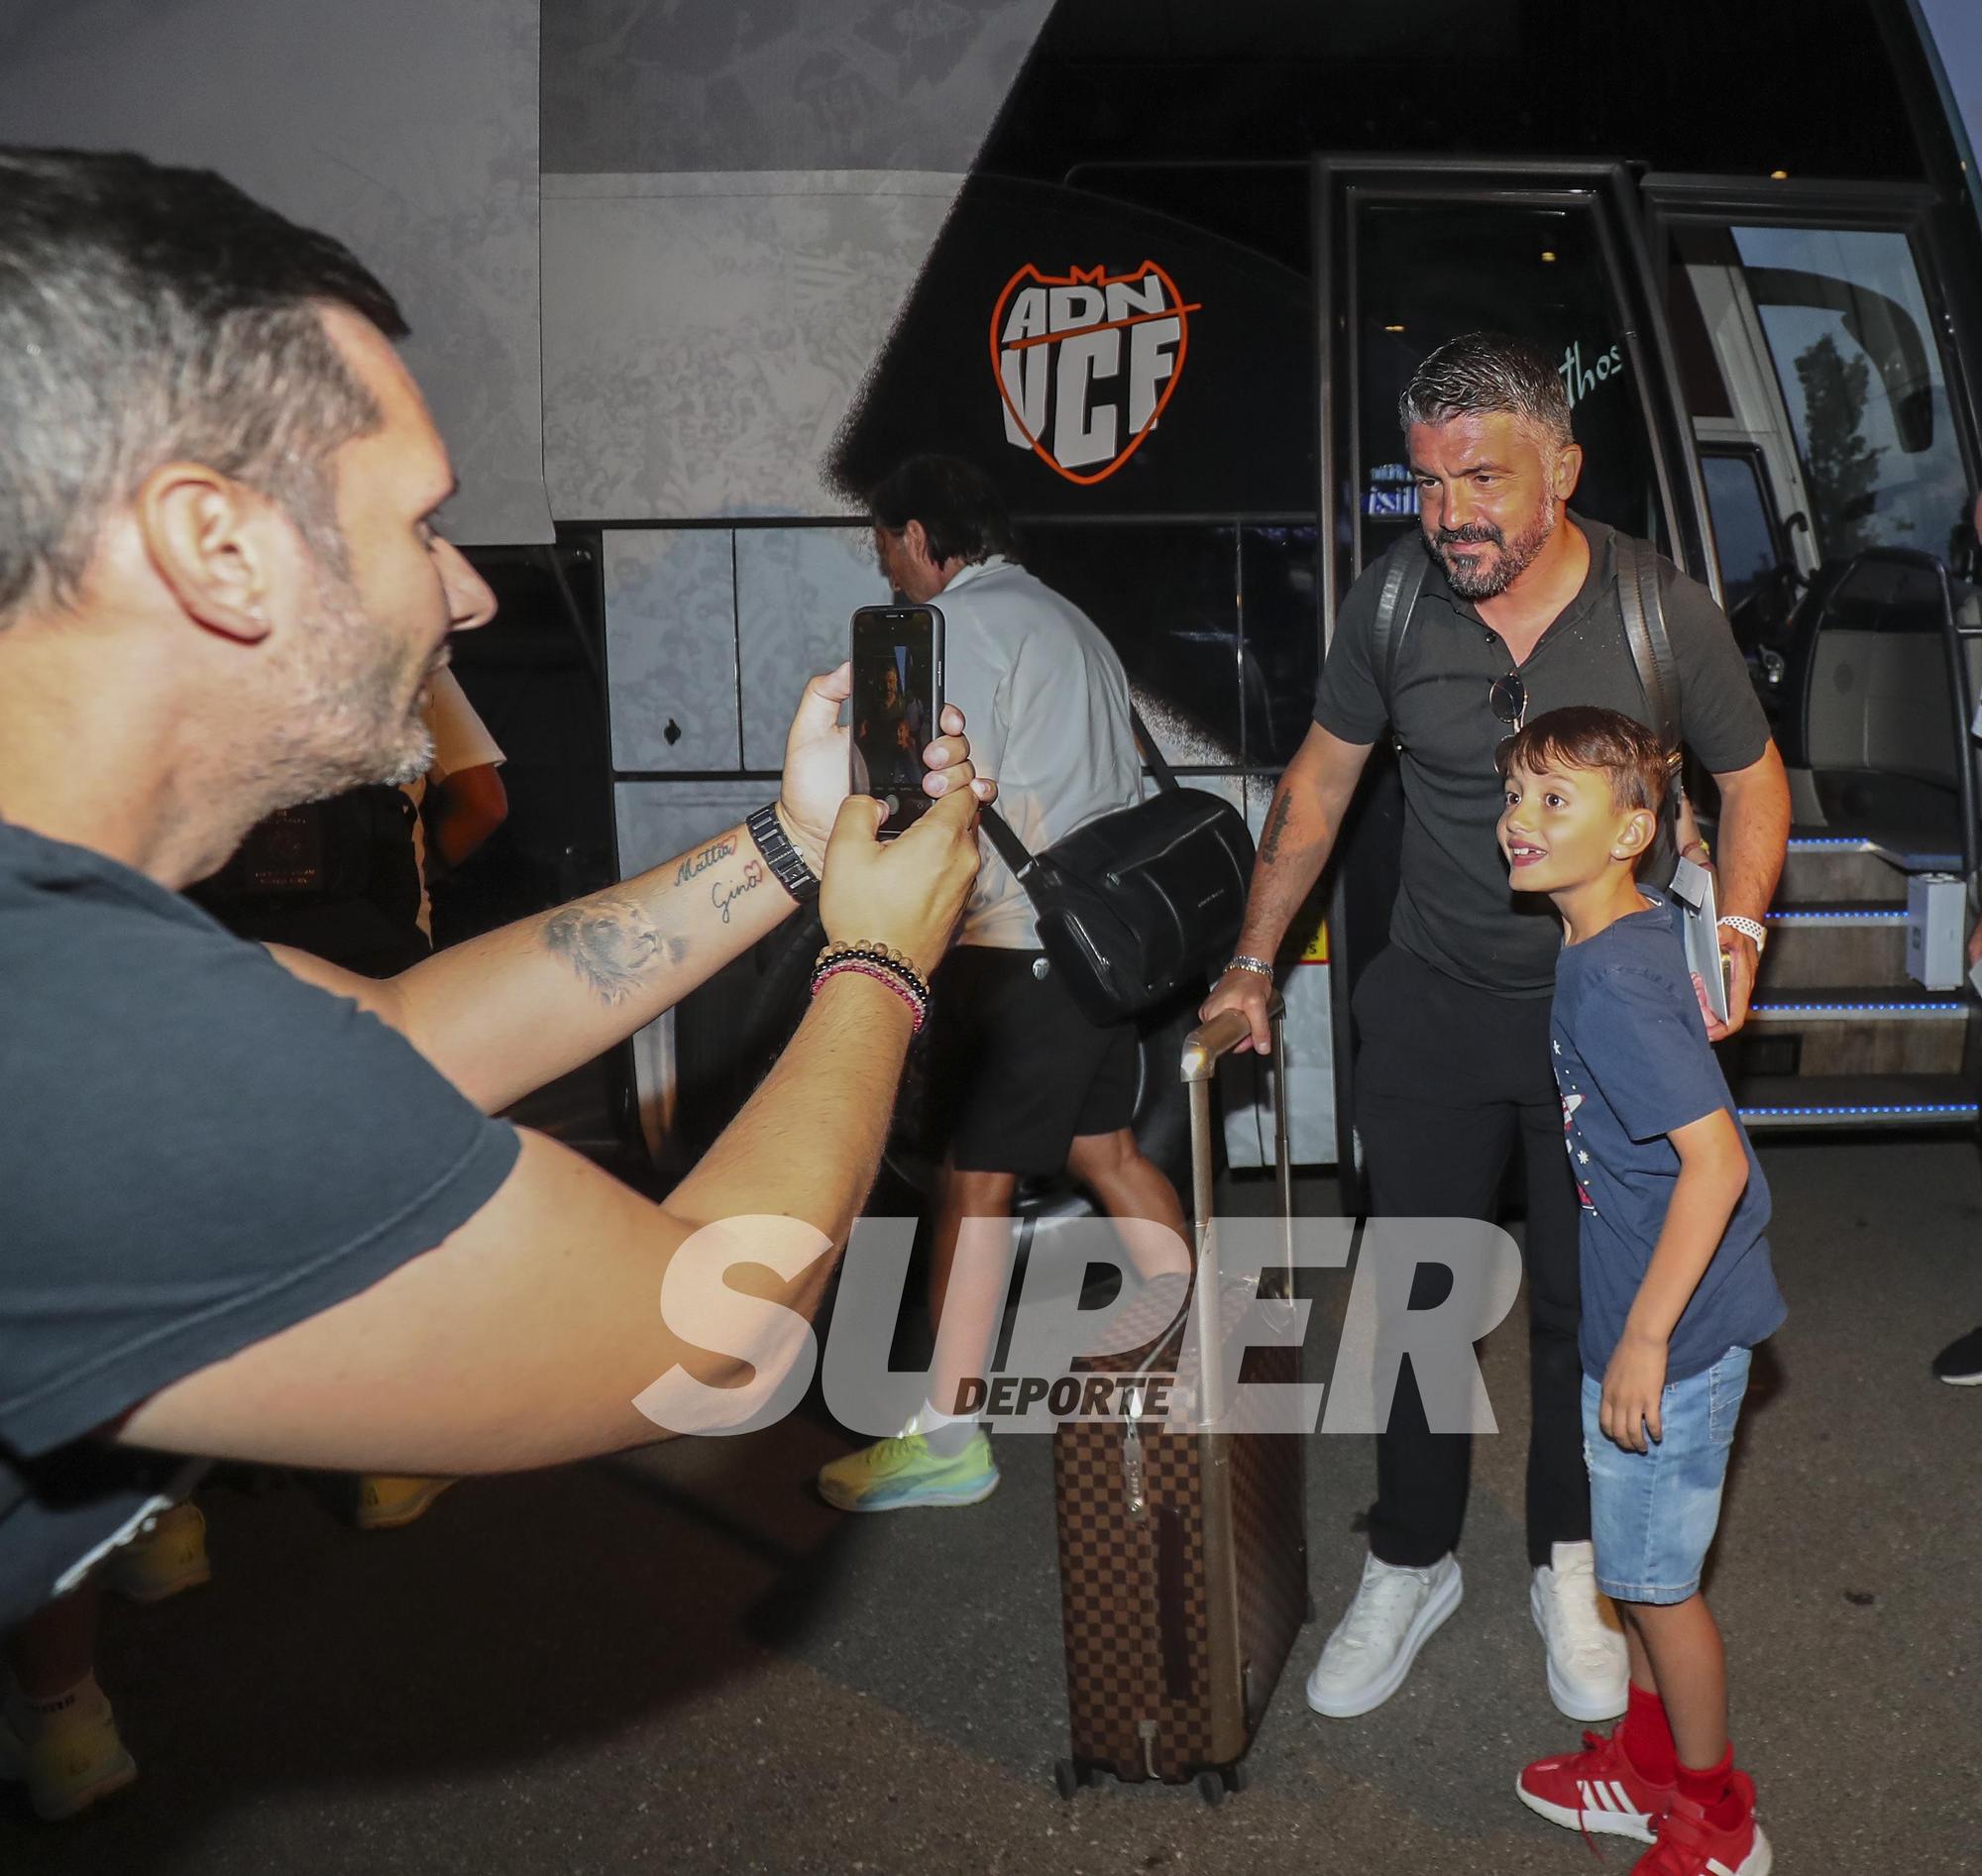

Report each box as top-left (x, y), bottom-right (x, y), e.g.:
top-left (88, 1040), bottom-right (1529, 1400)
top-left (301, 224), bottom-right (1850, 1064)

top-left (1733, 1072), bottom-right (1978, 1131)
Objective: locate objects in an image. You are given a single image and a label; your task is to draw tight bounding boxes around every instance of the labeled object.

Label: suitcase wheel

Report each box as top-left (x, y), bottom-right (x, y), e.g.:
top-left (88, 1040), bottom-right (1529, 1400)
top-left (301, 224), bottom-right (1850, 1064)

top-left (1197, 1764), bottom-right (1247, 1805)
top-left (1054, 1759), bottom-right (1107, 1800)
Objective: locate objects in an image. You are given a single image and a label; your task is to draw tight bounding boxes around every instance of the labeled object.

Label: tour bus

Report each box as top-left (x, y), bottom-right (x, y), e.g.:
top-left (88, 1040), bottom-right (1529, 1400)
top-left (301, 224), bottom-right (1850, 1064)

top-left (435, 0), bottom-right (1982, 1206)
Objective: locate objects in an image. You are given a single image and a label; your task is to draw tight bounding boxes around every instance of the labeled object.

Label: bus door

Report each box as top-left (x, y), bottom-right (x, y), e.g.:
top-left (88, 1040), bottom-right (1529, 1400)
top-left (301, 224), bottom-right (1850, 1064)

top-left (1311, 156), bottom-right (1707, 1195)
top-left (1312, 158), bottom-right (1982, 1186)
top-left (1645, 173), bottom-right (1982, 1130)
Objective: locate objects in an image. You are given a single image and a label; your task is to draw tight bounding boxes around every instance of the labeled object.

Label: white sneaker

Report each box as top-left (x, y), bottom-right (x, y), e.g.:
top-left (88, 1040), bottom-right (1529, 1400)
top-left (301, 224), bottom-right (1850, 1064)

top-left (1531, 1539), bottom-right (1628, 1721)
top-left (1304, 1552), bottom-right (1463, 1717)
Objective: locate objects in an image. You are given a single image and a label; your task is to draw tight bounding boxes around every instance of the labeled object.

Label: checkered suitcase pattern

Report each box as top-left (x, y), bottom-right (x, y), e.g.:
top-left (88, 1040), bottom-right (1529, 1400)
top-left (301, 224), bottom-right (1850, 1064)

top-left (1050, 1284), bottom-right (1308, 1786)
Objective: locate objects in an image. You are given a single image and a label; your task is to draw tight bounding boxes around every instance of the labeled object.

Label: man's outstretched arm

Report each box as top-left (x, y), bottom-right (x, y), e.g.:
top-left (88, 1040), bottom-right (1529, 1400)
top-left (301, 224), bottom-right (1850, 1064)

top-left (275, 670), bottom-right (986, 1113)
top-left (1198, 723), bottom-right (1374, 1051)
top-left (114, 792), bottom-right (983, 1475)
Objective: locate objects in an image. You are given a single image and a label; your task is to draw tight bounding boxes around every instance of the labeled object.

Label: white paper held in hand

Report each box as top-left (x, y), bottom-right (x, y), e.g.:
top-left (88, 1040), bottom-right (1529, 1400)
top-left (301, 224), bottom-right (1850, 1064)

top-left (1667, 855), bottom-right (1730, 1025)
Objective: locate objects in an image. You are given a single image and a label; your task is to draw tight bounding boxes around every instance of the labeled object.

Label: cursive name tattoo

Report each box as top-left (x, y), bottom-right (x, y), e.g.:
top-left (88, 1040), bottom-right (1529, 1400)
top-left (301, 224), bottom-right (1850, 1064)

top-left (676, 836), bottom-right (737, 886)
top-left (713, 859), bottom-right (764, 925)
top-left (1259, 794), bottom-right (1294, 866)
top-left (543, 897), bottom-right (690, 1005)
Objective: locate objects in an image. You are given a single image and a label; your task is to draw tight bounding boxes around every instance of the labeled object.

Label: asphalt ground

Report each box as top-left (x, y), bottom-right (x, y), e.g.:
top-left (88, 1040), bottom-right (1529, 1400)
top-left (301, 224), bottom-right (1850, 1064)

top-left (5, 1134), bottom-right (1979, 1873)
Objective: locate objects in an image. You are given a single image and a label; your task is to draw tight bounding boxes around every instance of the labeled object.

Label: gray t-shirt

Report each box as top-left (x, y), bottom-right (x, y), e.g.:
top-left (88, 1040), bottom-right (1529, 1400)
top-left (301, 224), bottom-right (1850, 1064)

top-left (1314, 516), bottom-right (1771, 995)
top-left (936, 557), bottom-right (1143, 948)
top-left (0, 819), bottom-right (520, 1627)
top-left (1553, 893), bottom-right (1786, 1381)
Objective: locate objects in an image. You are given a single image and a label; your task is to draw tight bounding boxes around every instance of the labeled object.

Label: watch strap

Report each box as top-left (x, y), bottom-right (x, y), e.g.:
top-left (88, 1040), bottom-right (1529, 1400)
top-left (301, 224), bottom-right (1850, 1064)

top-left (1717, 913), bottom-right (1767, 952)
top-left (746, 803), bottom-right (819, 905)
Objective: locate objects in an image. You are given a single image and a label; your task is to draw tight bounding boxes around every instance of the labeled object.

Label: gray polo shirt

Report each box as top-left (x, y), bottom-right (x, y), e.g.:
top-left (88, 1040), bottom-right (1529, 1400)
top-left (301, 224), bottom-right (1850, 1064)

top-left (1314, 515), bottom-right (1770, 998)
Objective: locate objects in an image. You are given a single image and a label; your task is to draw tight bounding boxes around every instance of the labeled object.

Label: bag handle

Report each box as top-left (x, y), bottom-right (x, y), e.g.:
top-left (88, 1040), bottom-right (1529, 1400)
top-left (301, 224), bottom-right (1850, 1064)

top-left (1130, 704), bottom-right (1177, 794)
top-left (978, 700), bottom-right (1172, 877)
top-left (979, 800), bottom-right (1033, 876)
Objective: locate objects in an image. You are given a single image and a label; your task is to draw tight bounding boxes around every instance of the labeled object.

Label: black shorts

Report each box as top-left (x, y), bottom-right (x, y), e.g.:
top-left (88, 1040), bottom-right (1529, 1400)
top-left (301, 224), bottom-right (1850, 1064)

top-left (923, 945), bottom-right (1139, 1176)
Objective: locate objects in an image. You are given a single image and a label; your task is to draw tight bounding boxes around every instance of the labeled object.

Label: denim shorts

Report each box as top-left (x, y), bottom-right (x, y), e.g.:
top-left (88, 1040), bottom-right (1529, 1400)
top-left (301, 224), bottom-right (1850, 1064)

top-left (1582, 1345), bottom-right (1751, 1605)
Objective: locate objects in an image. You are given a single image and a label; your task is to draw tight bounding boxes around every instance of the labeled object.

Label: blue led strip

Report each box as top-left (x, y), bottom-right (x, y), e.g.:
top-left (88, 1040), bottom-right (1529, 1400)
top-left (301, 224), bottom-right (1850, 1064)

top-left (1785, 836), bottom-right (1869, 848)
top-left (1765, 910), bottom-right (1907, 923)
top-left (1752, 995), bottom-right (1966, 1007)
top-left (1740, 1103), bottom-right (1979, 1119)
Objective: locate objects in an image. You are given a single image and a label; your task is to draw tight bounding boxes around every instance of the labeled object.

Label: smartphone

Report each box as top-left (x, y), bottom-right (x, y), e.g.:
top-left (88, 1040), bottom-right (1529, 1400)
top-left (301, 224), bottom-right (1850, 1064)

top-left (849, 603), bottom-right (944, 834)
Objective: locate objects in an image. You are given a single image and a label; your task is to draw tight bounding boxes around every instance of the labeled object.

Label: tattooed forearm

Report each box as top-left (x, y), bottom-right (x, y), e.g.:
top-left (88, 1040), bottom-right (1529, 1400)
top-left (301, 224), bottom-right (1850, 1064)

top-left (1258, 793), bottom-right (1295, 866)
top-left (713, 859), bottom-right (765, 925)
top-left (676, 836), bottom-right (737, 886)
top-left (543, 897), bottom-right (691, 1005)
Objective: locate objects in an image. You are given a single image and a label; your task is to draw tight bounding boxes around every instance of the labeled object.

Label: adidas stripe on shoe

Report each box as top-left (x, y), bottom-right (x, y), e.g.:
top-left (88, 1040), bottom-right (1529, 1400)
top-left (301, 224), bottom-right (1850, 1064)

top-left (1517, 1726), bottom-right (1673, 1845)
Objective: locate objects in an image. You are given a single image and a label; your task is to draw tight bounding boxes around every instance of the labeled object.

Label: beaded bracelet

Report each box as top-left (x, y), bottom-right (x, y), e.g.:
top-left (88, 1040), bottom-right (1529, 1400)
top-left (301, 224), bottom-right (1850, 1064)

top-left (813, 939), bottom-right (932, 1006)
top-left (812, 956), bottom-right (927, 1031)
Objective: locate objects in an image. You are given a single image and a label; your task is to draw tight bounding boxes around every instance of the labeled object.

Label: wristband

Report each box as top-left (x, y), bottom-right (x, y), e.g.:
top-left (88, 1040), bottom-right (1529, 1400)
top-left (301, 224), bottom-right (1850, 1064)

top-left (812, 957), bottom-right (927, 1031)
top-left (1716, 914), bottom-right (1767, 953)
top-left (1227, 955), bottom-right (1275, 981)
top-left (814, 939), bottom-right (931, 1006)
top-left (746, 803), bottom-right (819, 905)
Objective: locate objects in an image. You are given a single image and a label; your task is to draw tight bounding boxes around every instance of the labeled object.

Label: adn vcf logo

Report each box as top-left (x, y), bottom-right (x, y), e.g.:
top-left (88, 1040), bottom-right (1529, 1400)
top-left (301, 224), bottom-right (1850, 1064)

top-left (990, 262), bottom-right (1198, 485)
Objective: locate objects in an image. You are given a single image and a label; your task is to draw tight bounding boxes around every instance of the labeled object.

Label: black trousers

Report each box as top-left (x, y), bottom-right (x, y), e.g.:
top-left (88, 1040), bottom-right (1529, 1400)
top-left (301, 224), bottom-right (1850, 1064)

top-left (1352, 945), bottom-right (1589, 1570)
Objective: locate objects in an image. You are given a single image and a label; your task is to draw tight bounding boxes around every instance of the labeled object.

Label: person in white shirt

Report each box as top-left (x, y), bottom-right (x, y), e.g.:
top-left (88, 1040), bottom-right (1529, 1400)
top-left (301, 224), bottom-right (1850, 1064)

top-left (818, 456), bottom-right (1190, 1514)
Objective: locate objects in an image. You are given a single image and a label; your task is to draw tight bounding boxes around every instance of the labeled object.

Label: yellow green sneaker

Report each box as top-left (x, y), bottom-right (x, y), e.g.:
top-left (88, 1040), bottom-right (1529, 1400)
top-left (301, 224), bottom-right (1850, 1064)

top-left (817, 1423), bottom-right (999, 1513)
top-left (103, 1502), bottom-right (210, 1603)
top-left (353, 1475), bottom-right (457, 1531)
top-left (0, 1679), bottom-right (138, 1822)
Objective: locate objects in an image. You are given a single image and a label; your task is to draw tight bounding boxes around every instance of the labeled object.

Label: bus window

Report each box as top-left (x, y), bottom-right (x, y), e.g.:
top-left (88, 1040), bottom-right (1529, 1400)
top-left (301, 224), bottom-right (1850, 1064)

top-left (1700, 447), bottom-right (1784, 613)
top-left (1667, 221), bottom-right (1972, 570)
top-left (1349, 197), bottom-right (1668, 568)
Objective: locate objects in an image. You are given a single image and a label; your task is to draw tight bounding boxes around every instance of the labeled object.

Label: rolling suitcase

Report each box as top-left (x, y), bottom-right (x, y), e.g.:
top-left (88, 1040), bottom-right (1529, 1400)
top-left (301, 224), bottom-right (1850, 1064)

top-left (1050, 998), bottom-right (1309, 1806)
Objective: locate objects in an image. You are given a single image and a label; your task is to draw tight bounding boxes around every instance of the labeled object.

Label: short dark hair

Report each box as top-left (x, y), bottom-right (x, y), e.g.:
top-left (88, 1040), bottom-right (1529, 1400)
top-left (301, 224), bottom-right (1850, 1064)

top-left (0, 147), bottom-right (409, 624)
top-left (867, 454), bottom-right (1018, 568)
top-left (1501, 706), bottom-right (1670, 871)
top-left (1399, 331), bottom-right (1574, 450)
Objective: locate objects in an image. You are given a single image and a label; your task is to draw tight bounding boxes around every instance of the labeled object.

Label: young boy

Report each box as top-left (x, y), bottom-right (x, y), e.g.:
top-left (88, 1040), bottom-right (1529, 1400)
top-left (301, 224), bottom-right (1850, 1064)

top-left (1498, 707), bottom-right (1784, 1876)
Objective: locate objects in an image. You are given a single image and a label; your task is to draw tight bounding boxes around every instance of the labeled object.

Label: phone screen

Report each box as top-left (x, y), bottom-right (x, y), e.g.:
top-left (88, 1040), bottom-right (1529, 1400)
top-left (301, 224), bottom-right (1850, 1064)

top-left (850, 605), bottom-right (944, 833)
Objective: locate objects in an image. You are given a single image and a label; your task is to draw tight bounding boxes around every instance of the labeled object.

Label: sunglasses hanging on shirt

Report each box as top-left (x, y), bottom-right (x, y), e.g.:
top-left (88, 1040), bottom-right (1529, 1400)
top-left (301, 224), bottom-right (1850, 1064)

top-left (1490, 670), bottom-right (1527, 769)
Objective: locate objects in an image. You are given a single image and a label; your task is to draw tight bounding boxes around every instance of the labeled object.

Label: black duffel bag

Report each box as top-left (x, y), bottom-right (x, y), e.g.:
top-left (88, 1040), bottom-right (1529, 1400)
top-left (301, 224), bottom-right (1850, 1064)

top-left (979, 708), bottom-right (1255, 1027)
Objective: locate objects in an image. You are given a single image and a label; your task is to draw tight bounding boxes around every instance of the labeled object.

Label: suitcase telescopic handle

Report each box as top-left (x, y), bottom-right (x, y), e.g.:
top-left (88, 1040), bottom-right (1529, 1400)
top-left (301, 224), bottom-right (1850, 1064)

top-left (1177, 993), bottom-right (1294, 1421)
top-left (1179, 994), bottom-right (1284, 1082)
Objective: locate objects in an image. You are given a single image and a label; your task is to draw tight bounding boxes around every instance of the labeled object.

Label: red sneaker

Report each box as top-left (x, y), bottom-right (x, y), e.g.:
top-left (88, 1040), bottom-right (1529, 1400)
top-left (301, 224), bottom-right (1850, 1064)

top-left (1517, 1727), bottom-right (1673, 1845)
top-left (1630, 1772), bottom-right (1772, 1875)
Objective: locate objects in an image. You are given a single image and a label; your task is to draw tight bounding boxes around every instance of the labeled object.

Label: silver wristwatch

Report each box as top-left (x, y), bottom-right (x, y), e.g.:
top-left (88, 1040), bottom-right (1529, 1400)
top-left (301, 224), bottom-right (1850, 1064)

top-left (1227, 954), bottom-right (1275, 981)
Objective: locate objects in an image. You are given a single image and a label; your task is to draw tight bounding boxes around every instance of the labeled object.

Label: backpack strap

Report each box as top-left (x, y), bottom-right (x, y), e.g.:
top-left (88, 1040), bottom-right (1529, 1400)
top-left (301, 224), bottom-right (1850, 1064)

top-left (1370, 542), bottom-right (1429, 725)
top-left (1130, 704), bottom-right (1177, 794)
top-left (979, 802), bottom-right (1034, 876)
top-left (980, 700), bottom-right (1166, 874)
top-left (1614, 534), bottom-right (1681, 758)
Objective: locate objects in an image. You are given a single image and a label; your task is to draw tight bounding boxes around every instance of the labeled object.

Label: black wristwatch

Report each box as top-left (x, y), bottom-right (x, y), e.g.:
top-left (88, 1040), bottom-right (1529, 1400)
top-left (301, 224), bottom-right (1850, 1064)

top-left (746, 803), bottom-right (820, 905)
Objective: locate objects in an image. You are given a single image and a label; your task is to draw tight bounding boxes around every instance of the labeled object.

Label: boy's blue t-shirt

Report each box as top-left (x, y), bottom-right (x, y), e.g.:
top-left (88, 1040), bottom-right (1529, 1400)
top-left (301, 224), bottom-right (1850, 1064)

top-left (1551, 892), bottom-right (1786, 1382)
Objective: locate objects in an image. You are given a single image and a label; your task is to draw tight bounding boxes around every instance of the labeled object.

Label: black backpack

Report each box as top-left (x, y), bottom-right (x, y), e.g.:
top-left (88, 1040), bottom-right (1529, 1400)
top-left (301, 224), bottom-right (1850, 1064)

top-left (979, 708), bottom-right (1255, 1028)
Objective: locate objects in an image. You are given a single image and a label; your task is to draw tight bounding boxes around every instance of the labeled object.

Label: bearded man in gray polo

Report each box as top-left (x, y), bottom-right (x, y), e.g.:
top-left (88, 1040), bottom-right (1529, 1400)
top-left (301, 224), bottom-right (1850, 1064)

top-left (1202, 332), bottom-right (1790, 1722)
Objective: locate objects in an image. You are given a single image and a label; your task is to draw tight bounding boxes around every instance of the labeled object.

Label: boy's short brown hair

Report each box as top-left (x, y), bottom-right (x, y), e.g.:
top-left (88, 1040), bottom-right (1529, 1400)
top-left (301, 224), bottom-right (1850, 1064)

top-left (1500, 705), bottom-right (1671, 829)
